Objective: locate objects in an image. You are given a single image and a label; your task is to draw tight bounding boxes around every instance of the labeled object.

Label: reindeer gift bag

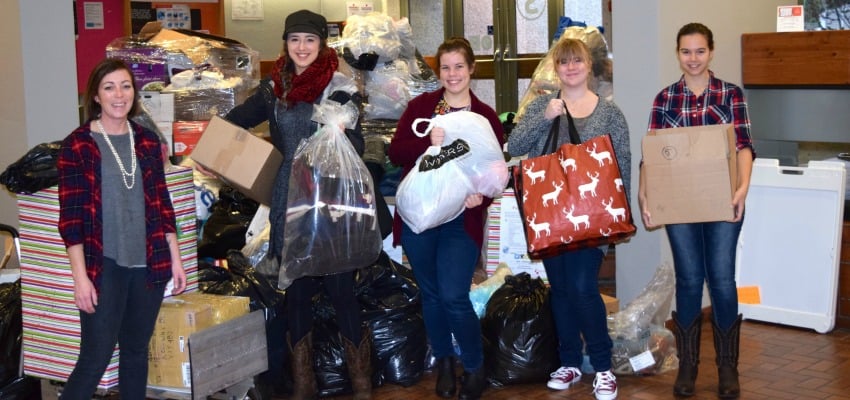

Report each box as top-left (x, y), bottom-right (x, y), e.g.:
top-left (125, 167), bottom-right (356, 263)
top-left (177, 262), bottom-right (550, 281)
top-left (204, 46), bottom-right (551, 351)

top-left (512, 134), bottom-right (635, 259)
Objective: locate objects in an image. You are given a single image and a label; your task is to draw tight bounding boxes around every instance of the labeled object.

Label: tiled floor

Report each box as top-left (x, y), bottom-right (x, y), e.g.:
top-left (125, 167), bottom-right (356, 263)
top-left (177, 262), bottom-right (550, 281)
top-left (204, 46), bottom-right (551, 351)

top-left (361, 319), bottom-right (850, 400)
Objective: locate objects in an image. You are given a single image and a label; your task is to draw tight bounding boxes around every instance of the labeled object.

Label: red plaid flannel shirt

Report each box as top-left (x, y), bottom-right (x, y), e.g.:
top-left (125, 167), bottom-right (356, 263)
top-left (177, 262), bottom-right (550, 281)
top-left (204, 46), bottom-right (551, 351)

top-left (648, 71), bottom-right (755, 155)
top-left (57, 120), bottom-right (176, 292)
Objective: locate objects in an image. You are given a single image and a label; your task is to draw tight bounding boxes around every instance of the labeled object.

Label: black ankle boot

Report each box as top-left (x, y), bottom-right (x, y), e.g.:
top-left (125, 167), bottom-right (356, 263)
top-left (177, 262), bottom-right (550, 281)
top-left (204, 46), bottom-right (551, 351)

top-left (435, 357), bottom-right (456, 398)
top-left (672, 311), bottom-right (702, 397)
top-left (457, 368), bottom-right (487, 400)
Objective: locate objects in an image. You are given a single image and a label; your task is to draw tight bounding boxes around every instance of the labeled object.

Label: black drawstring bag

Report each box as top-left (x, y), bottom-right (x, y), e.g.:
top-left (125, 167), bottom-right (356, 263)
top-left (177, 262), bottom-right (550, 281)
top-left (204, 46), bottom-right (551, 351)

top-left (482, 272), bottom-right (560, 386)
top-left (0, 141), bottom-right (62, 194)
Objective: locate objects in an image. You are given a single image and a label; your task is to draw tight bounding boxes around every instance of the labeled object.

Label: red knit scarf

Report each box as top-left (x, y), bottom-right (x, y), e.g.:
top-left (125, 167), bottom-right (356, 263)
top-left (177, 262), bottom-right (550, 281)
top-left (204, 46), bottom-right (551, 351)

top-left (271, 47), bottom-right (339, 105)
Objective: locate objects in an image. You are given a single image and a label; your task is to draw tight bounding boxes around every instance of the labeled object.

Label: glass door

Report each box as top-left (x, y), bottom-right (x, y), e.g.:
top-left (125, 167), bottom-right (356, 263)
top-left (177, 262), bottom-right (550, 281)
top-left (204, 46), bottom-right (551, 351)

top-left (462, 0), bottom-right (560, 114)
top-left (406, 0), bottom-right (562, 114)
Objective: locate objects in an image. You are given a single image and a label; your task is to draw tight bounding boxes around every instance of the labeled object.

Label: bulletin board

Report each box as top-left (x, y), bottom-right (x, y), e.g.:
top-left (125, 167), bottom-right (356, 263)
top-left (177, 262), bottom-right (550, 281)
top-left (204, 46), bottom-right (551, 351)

top-left (735, 159), bottom-right (846, 333)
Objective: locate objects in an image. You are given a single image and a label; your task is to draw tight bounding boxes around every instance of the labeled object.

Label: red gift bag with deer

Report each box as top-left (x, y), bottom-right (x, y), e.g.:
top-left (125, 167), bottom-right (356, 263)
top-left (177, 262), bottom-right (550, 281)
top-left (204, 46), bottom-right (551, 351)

top-left (512, 134), bottom-right (635, 259)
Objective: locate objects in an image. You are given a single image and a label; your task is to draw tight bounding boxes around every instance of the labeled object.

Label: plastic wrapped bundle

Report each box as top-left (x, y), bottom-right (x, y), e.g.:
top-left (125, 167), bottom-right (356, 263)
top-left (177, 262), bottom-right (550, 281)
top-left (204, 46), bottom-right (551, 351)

top-left (341, 13), bottom-right (402, 63)
top-left (363, 60), bottom-right (412, 120)
top-left (607, 262), bottom-right (676, 375)
top-left (106, 23), bottom-right (260, 92)
top-left (162, 69), bottom-right (255, 120)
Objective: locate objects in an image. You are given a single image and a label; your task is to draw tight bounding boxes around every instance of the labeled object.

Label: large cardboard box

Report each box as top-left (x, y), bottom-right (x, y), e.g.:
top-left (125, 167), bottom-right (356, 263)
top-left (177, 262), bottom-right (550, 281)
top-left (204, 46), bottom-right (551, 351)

top-left (190, 116), bottom-right (282, 205)
top-left (642, 124), bottom-right (737, 225)
top-left (148, 297), bottom-right (214, 388)
top-left (177, 292), bottom-right (250, 324)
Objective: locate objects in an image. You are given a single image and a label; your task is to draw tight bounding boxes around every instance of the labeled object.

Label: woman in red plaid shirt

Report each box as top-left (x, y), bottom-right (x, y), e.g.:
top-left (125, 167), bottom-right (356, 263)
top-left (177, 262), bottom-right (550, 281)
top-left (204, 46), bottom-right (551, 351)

top-left (57, 59), bottom-right (186, 400)
top-left (638, 23), bottom-right (754, 399)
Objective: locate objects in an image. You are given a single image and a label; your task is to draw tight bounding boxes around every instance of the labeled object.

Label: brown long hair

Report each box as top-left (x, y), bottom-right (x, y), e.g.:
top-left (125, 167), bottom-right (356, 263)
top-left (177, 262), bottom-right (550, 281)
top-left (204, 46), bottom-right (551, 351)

top-left (273, 38), bottom-right (332, 100)
top-left (82, 58), bottom-right (140, 121)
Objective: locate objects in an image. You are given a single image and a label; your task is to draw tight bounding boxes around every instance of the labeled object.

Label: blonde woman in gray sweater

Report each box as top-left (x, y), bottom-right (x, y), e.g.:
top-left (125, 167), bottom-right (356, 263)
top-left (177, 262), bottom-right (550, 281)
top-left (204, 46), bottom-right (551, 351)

top-left (507, 38), bottom-right (630, 400)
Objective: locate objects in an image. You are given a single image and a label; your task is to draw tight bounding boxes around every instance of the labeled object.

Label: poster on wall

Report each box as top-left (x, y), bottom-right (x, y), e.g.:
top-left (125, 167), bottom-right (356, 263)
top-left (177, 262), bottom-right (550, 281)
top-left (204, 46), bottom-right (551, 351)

top-left (232, 0), bottom-right (264, 20)
top-left (158, 4), bottom-right (191, 29)
top-left (83, 2), bottom-right (104, 29)
top-left (347, 1), bottom-right (374, 17)
top-left (130, 2), bottom-right (156, 34)
top-left (777, 5), bottom-right (804, 32)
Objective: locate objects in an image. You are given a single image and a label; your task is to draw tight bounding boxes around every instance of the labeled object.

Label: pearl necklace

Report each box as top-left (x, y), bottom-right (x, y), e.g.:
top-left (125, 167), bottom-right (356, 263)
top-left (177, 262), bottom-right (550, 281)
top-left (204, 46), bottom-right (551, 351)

top-left (95, 119), bottom-right (137, 190)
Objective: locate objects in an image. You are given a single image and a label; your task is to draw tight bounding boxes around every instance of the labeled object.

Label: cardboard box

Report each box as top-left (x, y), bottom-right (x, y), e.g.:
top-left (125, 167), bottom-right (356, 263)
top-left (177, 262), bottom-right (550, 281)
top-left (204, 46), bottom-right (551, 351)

top-left (602, 293), bottom-right (619, 315)
top-left (176, 292), bottom-right (250, 324)
top-left (148, 297), bottom-right (214, 388)
top-left (642, 124), bottom-right (737, 225)
top-left (190, 116), bottom-right (282, 205)
top-left (172, 120), bottom-right (209, 156)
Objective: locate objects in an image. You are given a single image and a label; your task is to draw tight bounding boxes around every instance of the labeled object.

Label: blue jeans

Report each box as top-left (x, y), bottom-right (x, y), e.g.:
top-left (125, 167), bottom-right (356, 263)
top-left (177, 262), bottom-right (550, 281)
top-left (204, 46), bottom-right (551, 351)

top-left (543, 247), bottom-right (613, 371)
top-left (666, 219), bottom-right (743, 330)
top-left (61, 258), bottom-right (166, 400)
top-left (401, 214), bottom-right (483, 371)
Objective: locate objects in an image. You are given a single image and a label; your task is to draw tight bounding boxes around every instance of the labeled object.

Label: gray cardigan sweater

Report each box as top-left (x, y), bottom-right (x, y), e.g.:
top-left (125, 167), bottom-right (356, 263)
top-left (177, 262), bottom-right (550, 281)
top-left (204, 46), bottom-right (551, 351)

top-left (507, 91), bottom-right (632, 196)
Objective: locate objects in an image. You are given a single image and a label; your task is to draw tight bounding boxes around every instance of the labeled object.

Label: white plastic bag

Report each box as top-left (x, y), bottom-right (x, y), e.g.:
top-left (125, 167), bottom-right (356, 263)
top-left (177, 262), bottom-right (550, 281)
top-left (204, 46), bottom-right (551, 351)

top-left (395, 111), bottom-right (508, 233)
top-left (279, 102), bottom-right (381, 289)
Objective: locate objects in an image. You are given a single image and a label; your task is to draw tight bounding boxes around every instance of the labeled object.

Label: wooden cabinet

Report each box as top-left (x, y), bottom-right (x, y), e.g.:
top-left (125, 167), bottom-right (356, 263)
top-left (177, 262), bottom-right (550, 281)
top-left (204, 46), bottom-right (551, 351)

top-left (837, 221), bottom-right (850, 330)
top-left (741, 30), bottom-right (850, 86)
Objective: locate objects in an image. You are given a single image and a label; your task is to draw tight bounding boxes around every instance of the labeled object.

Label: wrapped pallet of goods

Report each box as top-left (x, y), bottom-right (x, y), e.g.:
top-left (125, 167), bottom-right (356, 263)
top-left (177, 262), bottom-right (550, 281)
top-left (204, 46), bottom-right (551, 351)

top-left (106, 22), bottom-right (261, 158)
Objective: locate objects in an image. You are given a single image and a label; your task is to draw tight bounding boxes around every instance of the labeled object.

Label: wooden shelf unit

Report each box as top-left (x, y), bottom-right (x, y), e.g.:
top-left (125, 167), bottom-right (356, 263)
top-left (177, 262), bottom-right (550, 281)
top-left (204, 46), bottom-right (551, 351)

top-left (741, 30), bottom-right (850, 87)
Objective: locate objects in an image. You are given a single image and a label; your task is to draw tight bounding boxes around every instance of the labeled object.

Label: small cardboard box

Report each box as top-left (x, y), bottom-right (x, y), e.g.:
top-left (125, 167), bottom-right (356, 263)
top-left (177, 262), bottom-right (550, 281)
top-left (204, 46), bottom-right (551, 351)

top-left (642, 124), bottom-right (737, 225)
top-left (602, 293), bottom-right (619, 315)
top-left (190, 116), bottom-right (282, 205)
top-left (148, 297), bottom-right (214, 388)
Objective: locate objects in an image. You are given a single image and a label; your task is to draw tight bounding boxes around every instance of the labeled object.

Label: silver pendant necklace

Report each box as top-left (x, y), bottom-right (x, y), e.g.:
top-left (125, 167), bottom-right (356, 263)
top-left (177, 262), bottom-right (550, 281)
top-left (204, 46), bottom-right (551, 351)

top-left (95, 119), bottom-right (137, 190)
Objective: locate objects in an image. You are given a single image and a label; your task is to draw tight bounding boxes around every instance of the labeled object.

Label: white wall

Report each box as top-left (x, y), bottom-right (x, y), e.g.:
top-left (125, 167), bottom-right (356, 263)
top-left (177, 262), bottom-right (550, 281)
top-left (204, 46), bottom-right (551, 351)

top-left (0, 0), bottom-right (79, 229)
top-left (612, 0), bottom-right (788, 306)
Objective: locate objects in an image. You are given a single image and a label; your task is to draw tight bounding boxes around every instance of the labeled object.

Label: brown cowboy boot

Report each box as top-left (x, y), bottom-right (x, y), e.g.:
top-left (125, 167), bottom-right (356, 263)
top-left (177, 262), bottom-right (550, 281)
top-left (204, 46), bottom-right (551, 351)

top-left (342, 330), bottom-right (373, 400)
top-left (289, 333), bottom-right (317, 400)
top-left (712, 314), bottom-right (742, 399)
top-left (672, 311), bottom-right (702, 397)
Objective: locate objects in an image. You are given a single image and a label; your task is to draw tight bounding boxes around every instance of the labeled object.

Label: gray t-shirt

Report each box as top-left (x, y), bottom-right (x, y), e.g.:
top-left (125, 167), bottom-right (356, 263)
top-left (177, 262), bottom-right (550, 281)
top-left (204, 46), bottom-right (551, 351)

top-left (92, 131), bottom-right (147, 268)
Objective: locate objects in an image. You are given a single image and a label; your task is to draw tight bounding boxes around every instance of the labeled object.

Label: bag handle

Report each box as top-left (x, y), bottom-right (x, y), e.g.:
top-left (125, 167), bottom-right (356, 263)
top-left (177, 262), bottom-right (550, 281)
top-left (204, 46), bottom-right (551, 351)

top-left (411, 118), bottom-right (434, 138)
top-left (563, 99), bottom-right (581, 145)
top-left (541, 95), bottom-right (582, 153)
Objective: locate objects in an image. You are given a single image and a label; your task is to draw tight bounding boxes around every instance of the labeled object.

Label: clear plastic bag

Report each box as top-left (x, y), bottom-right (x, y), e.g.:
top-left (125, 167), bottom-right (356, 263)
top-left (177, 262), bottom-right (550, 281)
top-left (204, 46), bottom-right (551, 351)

top-left (278, 102), bottom-right (382, 289)
top-left (607, 262), bottom-right (677, 375)
top-left (395, 111), bottom-right (509, 233)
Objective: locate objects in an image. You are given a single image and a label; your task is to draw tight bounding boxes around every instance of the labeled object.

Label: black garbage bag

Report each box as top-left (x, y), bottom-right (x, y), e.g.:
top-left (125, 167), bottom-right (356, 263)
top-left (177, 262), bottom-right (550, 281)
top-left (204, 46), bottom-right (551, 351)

top-left (313, 299), bottom-right (349, 398)
top-left (356, 252), bottom-right (426, 387)
top-left (0, 141), bottom-right (62, 194)
top-left (482, 272), bottom-right (559, 386)
top-left (0, 280), bottom-right (22, 388)
top-left (198, 250), bottom-right (288, 398)
top-left (311, 251), bottom-right (426, 396)
top-left (198, 185), bottom-right (259, 259)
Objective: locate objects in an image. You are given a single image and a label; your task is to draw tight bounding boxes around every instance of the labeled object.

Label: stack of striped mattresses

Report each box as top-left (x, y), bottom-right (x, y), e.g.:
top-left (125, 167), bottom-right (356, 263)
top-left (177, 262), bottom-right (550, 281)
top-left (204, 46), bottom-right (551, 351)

top-left (17, 166), bottom-right (198, 389)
